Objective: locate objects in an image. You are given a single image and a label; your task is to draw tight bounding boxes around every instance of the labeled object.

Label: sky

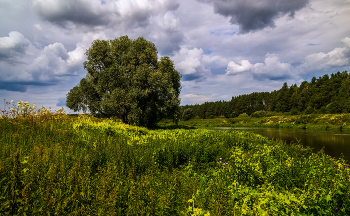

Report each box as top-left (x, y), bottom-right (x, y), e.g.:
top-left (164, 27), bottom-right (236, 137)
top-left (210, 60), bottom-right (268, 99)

top-left (1, 0), bottom-right (350, 116)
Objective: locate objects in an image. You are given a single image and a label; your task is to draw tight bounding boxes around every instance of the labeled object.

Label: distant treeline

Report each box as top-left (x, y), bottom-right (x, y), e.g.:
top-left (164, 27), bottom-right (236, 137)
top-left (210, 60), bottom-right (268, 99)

top-left (181, 70), bottom-right (350, 119)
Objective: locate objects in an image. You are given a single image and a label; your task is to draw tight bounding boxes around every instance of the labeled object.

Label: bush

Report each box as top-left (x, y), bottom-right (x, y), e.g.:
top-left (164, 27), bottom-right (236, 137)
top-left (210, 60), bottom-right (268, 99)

top-left (304, 107), bottom-right (314, 114)
top-left (237, 113), bottom-right (249, 118)
top-left (326, 97), bottom-right (347, 114)
top-left (182, 108), bottom-right (194, 121)
top-left (230, 112), bottom-right (238, 118)
top-left (290, 108), bottom-right (299, 116)
top-left (251, 110), bottom-right (276, 118)
top-left (250, 111), bottom-right (265, 118)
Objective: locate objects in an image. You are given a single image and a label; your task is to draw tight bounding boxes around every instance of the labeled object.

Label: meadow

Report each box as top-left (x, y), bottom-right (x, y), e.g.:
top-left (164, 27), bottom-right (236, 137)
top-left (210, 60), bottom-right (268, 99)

top-left (164, 113), bottom-right (350, 131)
top-left (0, 110), bottom-right (349, 215)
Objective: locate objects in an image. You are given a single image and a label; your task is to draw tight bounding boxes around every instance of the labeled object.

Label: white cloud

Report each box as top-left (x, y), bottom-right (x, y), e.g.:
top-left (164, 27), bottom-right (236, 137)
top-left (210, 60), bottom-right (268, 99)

top-left (226, 60), bottom-right (252, 75)
top-left (155, 11), bottom-right (180, 31)
top-left (0, 31), bottom-right (31, 60)
top-left (226, 53), bottom-right (292, 80)
top-left (298, 37), bottom-right (350, 72)
top-left (0, 31), bottom-right (91, 84)
top-left (181, 93), bottom-right (210, 105)
top-left (342, 37), bottom-right (350, 47)
top-left (253, 53), bottom-right (292, 79)
top-left (172, 47), bottom-right (211, 81)
top-left (34, 24), bottom-right (43, 30)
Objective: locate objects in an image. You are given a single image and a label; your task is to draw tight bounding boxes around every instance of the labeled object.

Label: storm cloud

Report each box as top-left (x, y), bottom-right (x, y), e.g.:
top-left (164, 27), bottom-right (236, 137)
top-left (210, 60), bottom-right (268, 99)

top-left (31, 0), bottom-right (180, 31)
top-left (198, 0), bottom-right (309, 33)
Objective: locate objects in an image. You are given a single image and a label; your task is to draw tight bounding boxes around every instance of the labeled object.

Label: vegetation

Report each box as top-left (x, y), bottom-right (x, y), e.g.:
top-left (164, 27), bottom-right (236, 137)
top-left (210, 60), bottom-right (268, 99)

top-left (66, 35), bottom-right (182, 128)
top-left (1, 101), bottom-right (350, 215)
top-left (180, 71), bottom-right (350, 120)
top-left (160, 113), bottom-right (350, 131)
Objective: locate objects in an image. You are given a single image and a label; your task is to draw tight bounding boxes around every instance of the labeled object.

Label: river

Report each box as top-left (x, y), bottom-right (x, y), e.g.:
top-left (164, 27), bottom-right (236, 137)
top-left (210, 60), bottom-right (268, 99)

top-left (199, 127), bottom-right (350, 163)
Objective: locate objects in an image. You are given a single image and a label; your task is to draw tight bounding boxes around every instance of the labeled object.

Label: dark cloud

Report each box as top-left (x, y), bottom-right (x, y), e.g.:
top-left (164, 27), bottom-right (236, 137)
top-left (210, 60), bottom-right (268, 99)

top-left (31, 0), bottom-right (180, 31)
top-left (198, 0), bottom-right (309, 33)
top-left (0, 80), bottom-right (56, 92)
top-left (182, 73), bottom-right (203, 81)
top-left (154, 31), bottom-right (184, 56)
top-left (165, 2), bottom-right (180, 11)
top-left (31, 0), bottom-right (113, 28)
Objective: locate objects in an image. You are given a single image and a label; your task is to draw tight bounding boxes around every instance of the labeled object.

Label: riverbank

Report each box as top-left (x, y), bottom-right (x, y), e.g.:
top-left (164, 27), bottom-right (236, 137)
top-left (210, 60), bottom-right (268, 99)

top-left (1, 115), bottom-right (349, 215)
top-left (159, 113), bottom-right (350, 131)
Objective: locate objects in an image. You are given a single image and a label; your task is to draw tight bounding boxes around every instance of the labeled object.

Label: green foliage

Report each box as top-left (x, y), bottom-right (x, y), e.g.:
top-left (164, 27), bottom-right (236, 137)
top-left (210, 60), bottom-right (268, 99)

top-left (251, 110), bottom-right (276, 118)
top-left (168, 113), bottom-right (350, 131)
top-left (304, 107), bottom-right (314, 114)
top-left (66, 35), bottom-right (182, 128)
top-left (290, 108), bottom-right (299, 116)
top-left (0, 116), bottom-right (349, 215)
top-left (182, 108), bottom-right (194, 121)
top-left (238, 113), bottom-right (249, 118)
top-left (180, 71), bottom-right (350, 119)
top-left (230, 111), bottom-right (238, 118)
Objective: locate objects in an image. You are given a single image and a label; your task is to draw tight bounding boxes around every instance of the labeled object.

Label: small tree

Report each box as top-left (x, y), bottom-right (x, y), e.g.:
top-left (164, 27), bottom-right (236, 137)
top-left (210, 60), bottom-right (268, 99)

top-left (66, 36), bottom-right (182, 128)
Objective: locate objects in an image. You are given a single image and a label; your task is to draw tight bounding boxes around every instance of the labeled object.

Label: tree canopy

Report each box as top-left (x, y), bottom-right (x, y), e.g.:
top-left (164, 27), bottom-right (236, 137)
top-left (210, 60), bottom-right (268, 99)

top-left (179, 70), bottom-right (350, 119)
top-left (66, 36), bottom-right (181, 128)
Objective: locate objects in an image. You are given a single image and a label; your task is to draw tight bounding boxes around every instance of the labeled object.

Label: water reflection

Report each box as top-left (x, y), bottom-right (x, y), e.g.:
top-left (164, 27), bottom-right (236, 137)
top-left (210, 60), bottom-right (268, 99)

top-left (200, 127), bottom-right (350, 164)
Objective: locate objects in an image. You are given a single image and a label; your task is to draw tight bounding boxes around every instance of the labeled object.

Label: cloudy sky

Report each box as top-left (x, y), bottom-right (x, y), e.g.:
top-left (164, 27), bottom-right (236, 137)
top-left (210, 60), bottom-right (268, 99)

top-left (1, 0), bottom-right (350, 116)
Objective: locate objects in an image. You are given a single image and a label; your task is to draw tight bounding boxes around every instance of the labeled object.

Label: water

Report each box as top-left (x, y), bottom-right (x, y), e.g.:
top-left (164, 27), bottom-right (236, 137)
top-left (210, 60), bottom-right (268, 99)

top-left (200, 127), bottom-right (350, 163)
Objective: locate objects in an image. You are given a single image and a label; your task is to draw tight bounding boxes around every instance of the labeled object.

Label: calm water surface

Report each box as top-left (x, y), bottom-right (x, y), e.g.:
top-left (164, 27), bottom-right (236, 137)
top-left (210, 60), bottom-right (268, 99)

top-left (200, 127), bottom-right (350, 163)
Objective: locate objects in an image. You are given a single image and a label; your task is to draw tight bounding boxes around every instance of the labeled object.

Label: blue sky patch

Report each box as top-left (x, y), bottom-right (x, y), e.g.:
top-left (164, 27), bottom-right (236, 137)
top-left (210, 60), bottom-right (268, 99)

top-left (204, 50), bottom-right (212, 55)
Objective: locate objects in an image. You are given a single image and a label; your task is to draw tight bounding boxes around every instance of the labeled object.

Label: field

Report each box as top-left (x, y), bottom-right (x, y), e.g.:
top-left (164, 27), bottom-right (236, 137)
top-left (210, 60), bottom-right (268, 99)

top-left (164, 113), bottom-right (350, 131)
top-left (0, 114), bottom-right (349, 215)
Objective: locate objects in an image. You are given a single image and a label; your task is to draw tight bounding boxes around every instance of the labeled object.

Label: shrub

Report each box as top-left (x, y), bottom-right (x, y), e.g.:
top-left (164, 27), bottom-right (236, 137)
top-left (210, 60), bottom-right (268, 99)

top-left (304, 107), bottom-right (314, 114)
top-left (290, 108), bottom-right (299, 116)
top-left (237, 113), bottom-right (249, 118)
top-left (230, 112), bottom-right (238, 118)
top-left (182, 108), bottom-right (194, 121)
top-left (251, 111), bottom-right (266, 118)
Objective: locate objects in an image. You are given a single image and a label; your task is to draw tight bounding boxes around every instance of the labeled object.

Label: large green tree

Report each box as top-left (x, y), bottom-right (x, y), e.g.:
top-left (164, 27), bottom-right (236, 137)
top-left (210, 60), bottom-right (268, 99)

top-left (66, 36), bottom-right (182, 128)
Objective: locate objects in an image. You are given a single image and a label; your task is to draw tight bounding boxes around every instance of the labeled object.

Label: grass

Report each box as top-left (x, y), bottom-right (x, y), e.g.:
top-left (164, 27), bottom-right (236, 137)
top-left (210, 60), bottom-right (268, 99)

top-left (165, 113), bottom-right (350, 131)
top-left (0, 110), bottom-right (349, 215)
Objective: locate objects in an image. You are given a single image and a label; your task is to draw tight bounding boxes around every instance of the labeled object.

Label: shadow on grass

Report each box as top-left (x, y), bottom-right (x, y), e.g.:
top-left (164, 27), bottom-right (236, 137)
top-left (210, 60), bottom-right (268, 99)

top-left (153, 124), bottom-right (196, 130)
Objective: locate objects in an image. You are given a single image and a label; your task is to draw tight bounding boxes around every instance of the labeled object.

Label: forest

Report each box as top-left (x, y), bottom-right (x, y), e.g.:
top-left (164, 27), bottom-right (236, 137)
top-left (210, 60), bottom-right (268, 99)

top-left (180, 70), bottom-right (350, 120)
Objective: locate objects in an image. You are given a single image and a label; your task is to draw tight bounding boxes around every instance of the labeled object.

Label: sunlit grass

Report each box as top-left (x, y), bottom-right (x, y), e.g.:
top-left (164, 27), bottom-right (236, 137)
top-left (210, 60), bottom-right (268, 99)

top-left (0, 103), bottom-right (349, 215)
top-left (166, 113), bottom-right (350, 131)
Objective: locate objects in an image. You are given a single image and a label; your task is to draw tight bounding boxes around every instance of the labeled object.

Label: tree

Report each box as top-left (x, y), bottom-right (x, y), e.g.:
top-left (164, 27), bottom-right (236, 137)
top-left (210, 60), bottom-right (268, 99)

top-left (182, 108), bottom-right (194, 121)
top-left (66, 36), bottom-right (182, 128)
top-left (275, 82), bottom-right (290, 112)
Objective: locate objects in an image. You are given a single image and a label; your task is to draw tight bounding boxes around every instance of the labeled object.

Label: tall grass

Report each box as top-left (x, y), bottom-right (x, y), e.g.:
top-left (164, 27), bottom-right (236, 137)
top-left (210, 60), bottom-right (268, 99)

top-left (0, 112), bottom-right (349, 215)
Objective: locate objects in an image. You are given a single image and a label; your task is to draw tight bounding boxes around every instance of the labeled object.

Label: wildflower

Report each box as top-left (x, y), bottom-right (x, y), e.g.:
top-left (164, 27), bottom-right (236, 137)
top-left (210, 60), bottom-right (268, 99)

top-left (220, 158), bottom-right (222, 160)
